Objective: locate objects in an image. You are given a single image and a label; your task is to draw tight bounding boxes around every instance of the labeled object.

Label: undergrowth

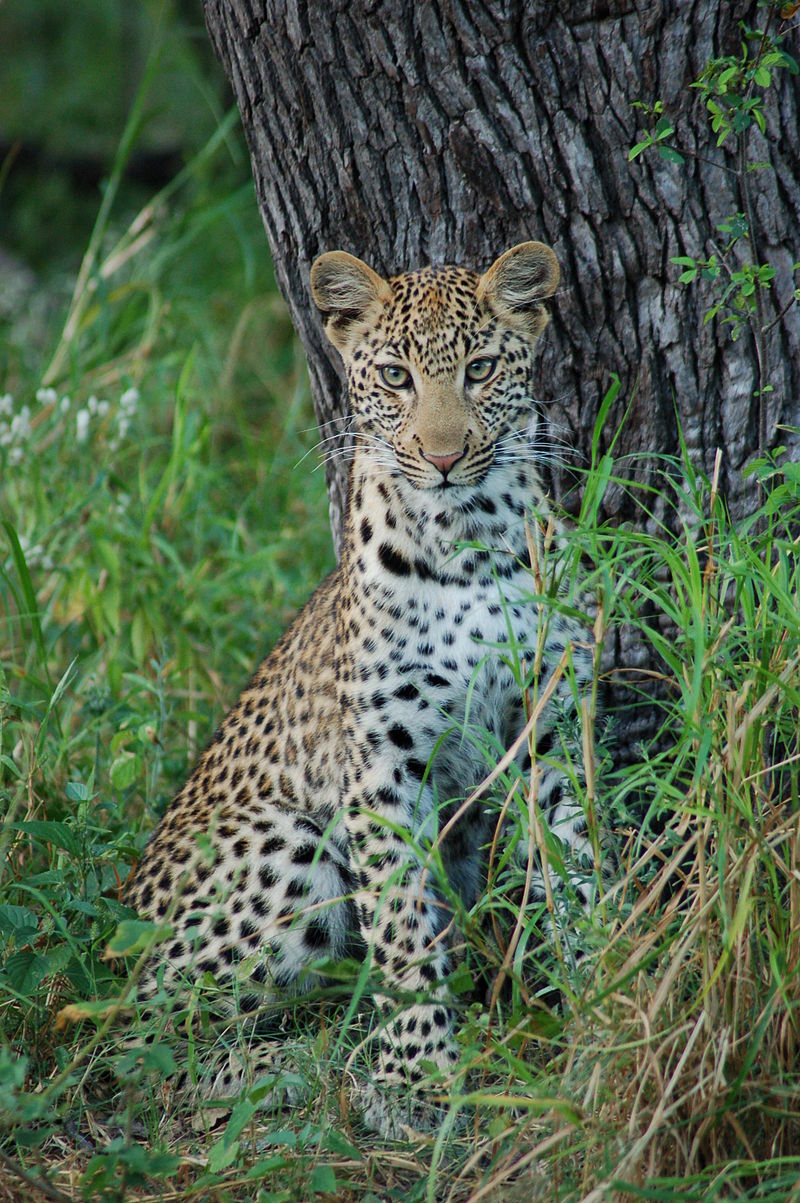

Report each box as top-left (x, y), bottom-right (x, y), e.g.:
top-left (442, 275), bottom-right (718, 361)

top-left (2, 33), bottom-right (800, 1203)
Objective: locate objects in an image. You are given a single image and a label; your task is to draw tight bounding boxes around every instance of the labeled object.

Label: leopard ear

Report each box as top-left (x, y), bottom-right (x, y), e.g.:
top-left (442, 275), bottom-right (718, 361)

top-left (311, 251), bottom-right (394, 351)
top-left (476, 241), bottom-right (560, 337)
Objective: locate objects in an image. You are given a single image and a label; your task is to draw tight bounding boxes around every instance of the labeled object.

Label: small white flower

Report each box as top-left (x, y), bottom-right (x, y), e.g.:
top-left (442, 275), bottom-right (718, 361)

top-left (0, 393), bottom-right (13, 415)
top-left (97, 399), bottom-right (110, 417)
top-left (76, 409), bottom-right (90, 444)
top-left (0, 430), bottom-right (11, 447)
top-left (10, 407), bottom-right (32, 442)
top-left (87, 395), bottom-right (98, 414)
top-left (117, 417), bottom-right (130, 440)
top-left (120, 387), bottom-right (139, 412)
top-left (18, 534), bottom-right (54, 571)
top-left (60, 395), bottom-right (71, 413)
top-left (116, 492), bottom-right (130, 514)
top-left (35, 387), bottom-right (57, 405)
top-left (8, 447), bottom-right (23, 466)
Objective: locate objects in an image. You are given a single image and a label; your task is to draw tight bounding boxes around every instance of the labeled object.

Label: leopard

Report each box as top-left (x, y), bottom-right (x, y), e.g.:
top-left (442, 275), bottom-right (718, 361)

top-left (125, 240), bottom-right (602, 1138)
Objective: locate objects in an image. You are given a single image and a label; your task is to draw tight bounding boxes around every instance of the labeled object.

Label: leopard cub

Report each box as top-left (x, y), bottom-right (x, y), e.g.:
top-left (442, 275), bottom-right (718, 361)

top-left (126, 241), bottom-right (600, 1136)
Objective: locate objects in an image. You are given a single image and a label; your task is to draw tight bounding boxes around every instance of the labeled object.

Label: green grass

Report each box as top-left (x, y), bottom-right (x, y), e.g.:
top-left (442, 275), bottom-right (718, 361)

top-left (2, 32), bottom-right (800, 1203)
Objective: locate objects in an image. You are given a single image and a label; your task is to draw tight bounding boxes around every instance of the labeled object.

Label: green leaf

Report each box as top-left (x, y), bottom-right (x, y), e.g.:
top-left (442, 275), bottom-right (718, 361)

top-left (1, 522), bottom-right (49, 676)
top-left (13, 820), bottom-right (80, 856)
top-left (207, 1136), bottom-right (240, 1173)
top-left (138, 1043), bottom-right (178, 1075)
top-left (223, 1095), bottom-right (258, 1143)
top-left (106, 918), bottom-right (172, 956)
top-left (591, 375), bottom-right (621, 467)
top-left (0, 754), bottom-right (24, 780)
top-left (66, 780), bottom-right (91, 802)
top-left (321, 1128), bottom-right (361, 1158)
top-left (782, 50), bottom-right (799, 76)
top-left (110, 751), bottom-right (140, 791)
top-left (670, 256), bottom-right (696, 268)
top-left (3, 949), bottom-right (51, 993)
top-left (657, 145), bottom-right (685, 163)
top-left (131, 609), bottom-right (149, 666)
top-left (753, 65), bottom-right (771, 87)
top-left (310, 1165), bottom-right (338, 1194)
top-left (628, 139), bottom-right (652, 161)
top-left (448, 963), bottom-right (475, 994)
top-left (0, 905), bottom-right (39, 940)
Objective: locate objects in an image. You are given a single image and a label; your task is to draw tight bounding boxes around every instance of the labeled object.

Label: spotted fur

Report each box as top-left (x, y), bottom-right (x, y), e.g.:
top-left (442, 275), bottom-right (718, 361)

top-left (126, 242), bottom-right (600, 1136)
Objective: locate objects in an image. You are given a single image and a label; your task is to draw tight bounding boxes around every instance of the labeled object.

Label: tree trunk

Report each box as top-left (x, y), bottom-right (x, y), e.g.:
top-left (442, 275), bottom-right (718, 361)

top-left (202, 0), bottom-right (800, 752)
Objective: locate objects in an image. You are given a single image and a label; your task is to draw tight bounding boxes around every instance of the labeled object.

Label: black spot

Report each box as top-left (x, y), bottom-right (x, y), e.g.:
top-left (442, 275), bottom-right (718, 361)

top-left (425, 672), bottom-right (450, 689)
top-left (378, 542), bottom-right (411, 576)
top-left (387, 724), bottom-right (413, 750)
top-left (304, 919), bottom-right (329, 949)
top-left (406, 758), bottom-right (427, 780)
top-left (259, 864), bottom-right (278, 890)
top-left (360, 516), bottom-right (373, 544)
top-left (394, 682), bottom-right (417, 701)
top-left (291, 843), bottom-right (317, 865)
top-left (296, 815), bottom-right (322, 836)
top-left (536, 730), bottom-right (554, 756)
top-left (261, 835), bottom-right (286, 855)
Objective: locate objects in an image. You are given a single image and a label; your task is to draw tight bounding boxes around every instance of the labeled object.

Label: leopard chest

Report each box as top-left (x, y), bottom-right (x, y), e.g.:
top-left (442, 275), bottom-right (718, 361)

top-left (340, 543), bottom-right (534, 792)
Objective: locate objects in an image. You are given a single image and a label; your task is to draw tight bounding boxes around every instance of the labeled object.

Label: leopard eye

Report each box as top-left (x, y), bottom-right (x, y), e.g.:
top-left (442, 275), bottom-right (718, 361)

top-left (379, 364), bottom-right (412, 389)
top-left (465, 356), bottom-right (497, 383)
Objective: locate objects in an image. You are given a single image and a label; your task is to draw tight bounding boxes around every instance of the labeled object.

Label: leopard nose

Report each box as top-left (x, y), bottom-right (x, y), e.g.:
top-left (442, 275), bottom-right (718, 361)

top-left (421, 448), bottom-right (466, 474)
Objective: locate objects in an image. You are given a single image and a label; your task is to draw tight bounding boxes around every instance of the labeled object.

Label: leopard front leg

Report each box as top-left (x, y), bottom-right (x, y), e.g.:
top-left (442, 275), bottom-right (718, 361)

top-left (344, 779), bottom-right (463, 1136)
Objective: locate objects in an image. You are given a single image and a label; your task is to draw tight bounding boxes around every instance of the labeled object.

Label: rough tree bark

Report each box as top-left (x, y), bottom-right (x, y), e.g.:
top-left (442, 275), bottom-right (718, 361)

top-left (202, 0), bottom-right (800, 750)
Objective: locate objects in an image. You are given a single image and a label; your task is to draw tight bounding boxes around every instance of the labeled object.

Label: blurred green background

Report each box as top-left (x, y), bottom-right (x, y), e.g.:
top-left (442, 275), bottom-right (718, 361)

top-left (0, 0), bottom-right (333, 837)
top-left (0, 0), bottom-right (227, 272)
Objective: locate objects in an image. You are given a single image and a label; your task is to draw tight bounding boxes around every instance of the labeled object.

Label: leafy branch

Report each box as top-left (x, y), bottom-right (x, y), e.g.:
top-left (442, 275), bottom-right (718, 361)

top-left (629, 2), bottom-right (800, 455)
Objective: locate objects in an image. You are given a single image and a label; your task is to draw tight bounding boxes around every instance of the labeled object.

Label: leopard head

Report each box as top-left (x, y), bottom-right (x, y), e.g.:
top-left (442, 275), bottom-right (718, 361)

top-left (311, 242), bottom-right (559, 491)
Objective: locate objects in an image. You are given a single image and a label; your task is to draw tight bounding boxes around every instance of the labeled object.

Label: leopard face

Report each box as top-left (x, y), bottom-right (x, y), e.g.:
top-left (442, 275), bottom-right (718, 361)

top-left (310, 242), bottom-right (559, 492)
